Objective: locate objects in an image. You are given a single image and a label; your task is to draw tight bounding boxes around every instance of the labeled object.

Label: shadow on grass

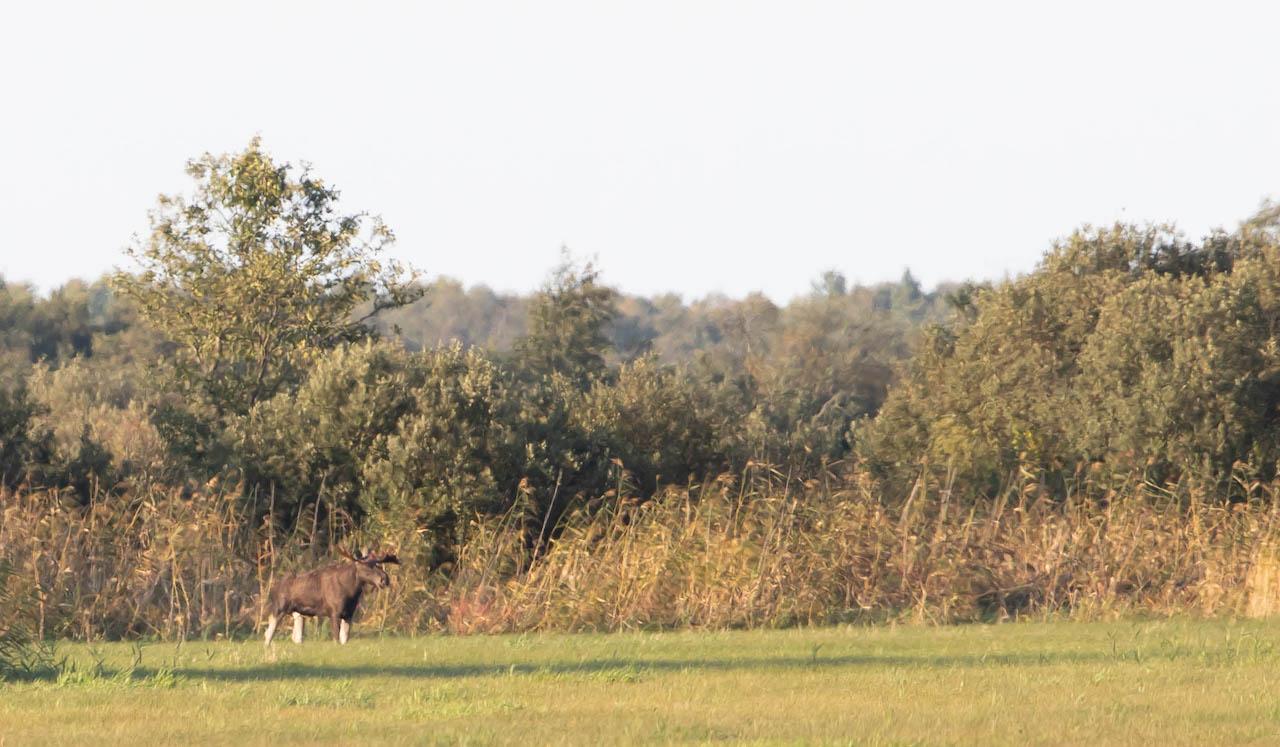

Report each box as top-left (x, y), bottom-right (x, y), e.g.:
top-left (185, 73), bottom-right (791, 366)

top-left (139, 649), bottom-right (1118, 683)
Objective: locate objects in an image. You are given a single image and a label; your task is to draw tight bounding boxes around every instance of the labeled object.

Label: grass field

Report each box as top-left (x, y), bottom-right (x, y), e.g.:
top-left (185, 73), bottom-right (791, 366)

top-left (5, 620), bottom-right (1280, 745)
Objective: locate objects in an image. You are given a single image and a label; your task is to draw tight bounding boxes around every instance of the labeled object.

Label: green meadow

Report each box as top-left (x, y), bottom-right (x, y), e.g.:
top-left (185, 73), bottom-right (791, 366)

top-left (5, 620), bottom-right (1280, 745)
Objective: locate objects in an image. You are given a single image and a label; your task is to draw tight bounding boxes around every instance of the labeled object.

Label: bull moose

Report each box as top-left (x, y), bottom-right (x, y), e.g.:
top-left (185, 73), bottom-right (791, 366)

top-left (263, 548), bottom-right (399, 646)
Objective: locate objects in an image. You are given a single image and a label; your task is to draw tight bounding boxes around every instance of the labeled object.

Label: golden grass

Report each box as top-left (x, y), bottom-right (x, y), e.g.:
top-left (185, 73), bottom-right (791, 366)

top-left (6, 466), bottom-right (1280, 640)
top-left (424, 471), bottom-right (1280, 632)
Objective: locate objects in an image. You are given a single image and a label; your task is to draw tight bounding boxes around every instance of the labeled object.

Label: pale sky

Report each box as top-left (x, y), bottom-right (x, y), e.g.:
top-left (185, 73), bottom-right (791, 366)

top-left (2, 1), bottom-right (1278, 302)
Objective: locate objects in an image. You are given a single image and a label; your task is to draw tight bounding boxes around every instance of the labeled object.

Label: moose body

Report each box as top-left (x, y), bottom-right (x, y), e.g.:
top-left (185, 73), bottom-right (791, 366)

top-left (264, 550), bottom-right (398, 646)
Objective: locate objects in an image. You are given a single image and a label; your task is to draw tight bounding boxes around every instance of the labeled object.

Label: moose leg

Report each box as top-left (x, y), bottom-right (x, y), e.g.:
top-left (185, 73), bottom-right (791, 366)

top-left (339, 618), bottom-right (350, 645)
top-left (291, 612), bottom-right (304, 644)
top-left (330, 614), bottom-right (344, 643)
top-left (263, 614), bottom-right (279, 647)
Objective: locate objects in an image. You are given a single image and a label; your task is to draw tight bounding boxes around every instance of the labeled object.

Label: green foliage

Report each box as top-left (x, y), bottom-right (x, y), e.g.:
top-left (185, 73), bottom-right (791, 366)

top-left (753, 284), bottom-right (907, 464)
top-left (0, 385), bottom-right (53, 489)
top-left (860, 219), bottom-right (1280, 494)
top-left (573, 355), bottom-right (720, 494)
top-left (515, 255), bottom-right (618, 387)
top-left (25, 359), bottom-right (167, 490)
top-left (219, 252), bottom-right (952, 544)
top-left (359, 343), bottom-right (509, 554)
top-left (235, 341), bottom-right (424, 521)
top-left (112, 138), bottom-right (421, 419)
top-left (0, 279), bottom-right (132, 385)
top-left (1073, 252), bottom-right (1280, 479)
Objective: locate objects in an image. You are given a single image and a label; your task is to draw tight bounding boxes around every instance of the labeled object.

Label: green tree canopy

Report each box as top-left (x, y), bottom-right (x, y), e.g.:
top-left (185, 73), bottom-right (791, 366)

top-left (859, 216), bottom-right (1280, 495)
top-left (516, 254), bottom-right (618, 387)
top-left (112, 138), bottom-right (421, 418)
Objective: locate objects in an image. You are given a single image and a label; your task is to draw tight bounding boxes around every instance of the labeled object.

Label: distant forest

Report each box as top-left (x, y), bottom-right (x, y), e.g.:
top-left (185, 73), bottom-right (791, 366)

top-left (372, 268), bottom-right (954, 363)
top-left (1, 265), bottom-right (951, 372)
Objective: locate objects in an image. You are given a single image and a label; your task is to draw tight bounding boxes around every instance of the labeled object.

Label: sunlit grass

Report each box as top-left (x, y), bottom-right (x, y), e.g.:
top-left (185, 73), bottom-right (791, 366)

top-left (5, 620), bottom-right (1280, 745)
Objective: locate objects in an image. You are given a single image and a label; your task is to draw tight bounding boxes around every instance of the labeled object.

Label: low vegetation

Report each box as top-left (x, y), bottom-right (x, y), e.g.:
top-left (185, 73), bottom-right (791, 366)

top-left (0, 560), bottom-right (58, 680)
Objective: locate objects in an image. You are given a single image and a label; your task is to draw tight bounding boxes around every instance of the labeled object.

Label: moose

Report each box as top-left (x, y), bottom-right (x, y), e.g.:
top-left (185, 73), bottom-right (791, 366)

top-left (263, 548), bottom-right (399, 646)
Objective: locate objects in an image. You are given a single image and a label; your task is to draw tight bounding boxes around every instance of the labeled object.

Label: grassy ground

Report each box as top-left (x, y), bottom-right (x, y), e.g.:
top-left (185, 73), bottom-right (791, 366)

top-left (5, 620), bottom-right (1280, 745)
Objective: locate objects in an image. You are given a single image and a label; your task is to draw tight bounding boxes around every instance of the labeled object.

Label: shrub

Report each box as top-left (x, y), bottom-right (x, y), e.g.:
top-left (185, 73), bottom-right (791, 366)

top-left (573, 355), bottom-right (720, 494)
top-left (859, 222), bottom-right (1280, 496)
top-left (0, 384), bottom-right (54, 490)
top-left (234, 341), bottom-right (423, 523)
top-left (358, 343), bottom-right (510, 558)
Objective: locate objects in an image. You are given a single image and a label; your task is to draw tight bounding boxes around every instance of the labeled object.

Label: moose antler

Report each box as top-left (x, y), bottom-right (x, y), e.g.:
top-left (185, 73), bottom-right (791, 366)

top-left (364, 549), bottom-right (400, 565)
top-left (336, 546), bottom-right (358, 562)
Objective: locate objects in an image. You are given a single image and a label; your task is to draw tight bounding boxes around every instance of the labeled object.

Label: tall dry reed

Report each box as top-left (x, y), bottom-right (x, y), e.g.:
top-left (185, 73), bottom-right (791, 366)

top-left (4, 468), bottom-right (1280, 640)
top-left (0, 482), bottom-right (346, 639)
top-left (389, 468), bottom-right (1280, 632)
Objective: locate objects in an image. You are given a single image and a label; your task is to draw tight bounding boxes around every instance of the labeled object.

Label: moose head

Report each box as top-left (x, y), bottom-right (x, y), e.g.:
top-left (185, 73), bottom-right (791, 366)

top-left (338, 547), bottom-right (400, 591)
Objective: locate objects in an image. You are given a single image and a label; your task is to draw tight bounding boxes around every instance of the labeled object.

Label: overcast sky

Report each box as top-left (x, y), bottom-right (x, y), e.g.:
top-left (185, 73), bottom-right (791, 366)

top-left (2, 1), bottom-right (1278, 302)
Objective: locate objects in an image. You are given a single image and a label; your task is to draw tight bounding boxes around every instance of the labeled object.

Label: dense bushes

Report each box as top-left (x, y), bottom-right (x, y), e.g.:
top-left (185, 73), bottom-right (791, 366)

top-left (0, 385), bottom-right (51, 489)
top-left (860, 216), bottom-right (1280, 495)
top-left (9, 208), bottom-right (1280, 530)
top-left (355, 344), bottom-right (511, 553)
top-left (235, 342), bottom-right (426, 521)
top-left (0, 266), bottom-right (927, 581)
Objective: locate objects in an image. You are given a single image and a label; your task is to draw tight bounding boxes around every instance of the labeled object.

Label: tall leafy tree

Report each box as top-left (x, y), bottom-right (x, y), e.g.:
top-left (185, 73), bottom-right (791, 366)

top-left (516, 253), bottom-right (618, 387)
top-left (112, 138), bottom-right (421, 419)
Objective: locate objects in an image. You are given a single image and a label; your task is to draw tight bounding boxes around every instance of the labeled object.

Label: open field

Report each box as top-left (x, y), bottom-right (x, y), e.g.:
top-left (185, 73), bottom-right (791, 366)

top-left (6, 621), bottom-right (1280, 745)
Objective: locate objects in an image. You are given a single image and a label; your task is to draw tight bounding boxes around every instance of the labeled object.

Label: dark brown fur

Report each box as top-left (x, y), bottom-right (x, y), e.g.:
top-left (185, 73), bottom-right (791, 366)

top-left (264, 551), bottom-right (398, 645)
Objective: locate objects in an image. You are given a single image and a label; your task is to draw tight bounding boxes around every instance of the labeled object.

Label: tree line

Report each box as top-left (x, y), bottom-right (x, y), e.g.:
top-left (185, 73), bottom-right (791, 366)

top-left (3, 141), bottom-right (1280, 561)
top-left (4, 141), bottom-right (1280, 652)
top-left (0, 140), bottom-right (954, 566)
